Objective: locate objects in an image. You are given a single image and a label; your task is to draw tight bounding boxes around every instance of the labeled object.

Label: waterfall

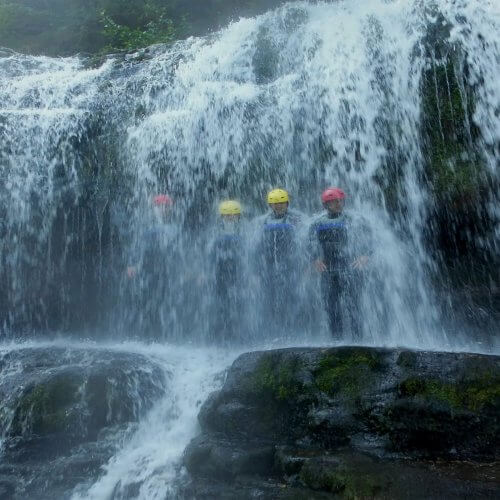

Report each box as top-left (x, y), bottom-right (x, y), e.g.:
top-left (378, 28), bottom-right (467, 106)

top-left (1, 0), bottom-right (498, 348)
top-left (0, 1), bottom-right (499, 496)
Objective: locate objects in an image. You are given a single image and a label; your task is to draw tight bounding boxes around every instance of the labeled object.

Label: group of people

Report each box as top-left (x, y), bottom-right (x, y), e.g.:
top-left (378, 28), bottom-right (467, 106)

top-left (126, 187), bottom-right (371, 343)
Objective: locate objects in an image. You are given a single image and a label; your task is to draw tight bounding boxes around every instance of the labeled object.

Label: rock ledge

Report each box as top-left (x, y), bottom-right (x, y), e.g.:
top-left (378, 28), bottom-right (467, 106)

top-left (182, 347), bottom-right (500, 499)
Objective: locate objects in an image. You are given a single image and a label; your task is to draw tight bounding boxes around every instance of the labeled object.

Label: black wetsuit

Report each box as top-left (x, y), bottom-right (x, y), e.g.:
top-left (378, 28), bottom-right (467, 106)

top-left (210, 231), bottom-right (243, 344)
top-left (309, 212), bottom-right (364, 339)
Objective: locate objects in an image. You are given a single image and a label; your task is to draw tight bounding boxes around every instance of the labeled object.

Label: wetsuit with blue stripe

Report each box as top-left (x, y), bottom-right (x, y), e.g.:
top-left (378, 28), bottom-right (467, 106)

top-left (309, 212), bottom-right (362, 339)
top-left (258, 209), bottom-right (303, 328)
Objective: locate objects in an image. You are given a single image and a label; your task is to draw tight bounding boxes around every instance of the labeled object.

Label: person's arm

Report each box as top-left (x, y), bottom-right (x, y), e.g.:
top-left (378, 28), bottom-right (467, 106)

top-left (351, 255), bottom-right (369, 270)
top-left (126, 228), bottom-right (153, 278)
top-left (308, 218), bottom-right (327, 272)
top-left (126, 265), bottom-right (138, 278)
top-left (126, 239), bottom-right (141, 279)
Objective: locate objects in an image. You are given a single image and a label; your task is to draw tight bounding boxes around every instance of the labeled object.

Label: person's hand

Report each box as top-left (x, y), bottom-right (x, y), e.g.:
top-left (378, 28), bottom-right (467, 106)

top-left (126, 266), bottom-right (137, 279)
top-left (196, 273), bottom-right (208, 286)
top-left (352, 255), bottom-right (369, 270)
top-left (314, 259), bottom-right (327, 272)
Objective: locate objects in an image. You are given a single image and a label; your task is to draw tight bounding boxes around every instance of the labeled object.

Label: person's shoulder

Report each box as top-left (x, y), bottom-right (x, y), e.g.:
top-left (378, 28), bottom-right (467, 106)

top-left (309, 211), bottom-right (328, 224)
top-left (256, 212), bottom-right (271, 223)
top-left (287, 208), bottom-right (306, 224)
top-left (255, 212), bottom-right (281, 227)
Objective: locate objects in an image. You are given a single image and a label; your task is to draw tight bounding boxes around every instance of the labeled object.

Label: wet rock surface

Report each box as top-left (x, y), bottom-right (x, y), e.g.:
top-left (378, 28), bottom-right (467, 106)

top-left (182, 347), bottom-right (500, 499)
top-left (0, 346), bottom-right (170, 499)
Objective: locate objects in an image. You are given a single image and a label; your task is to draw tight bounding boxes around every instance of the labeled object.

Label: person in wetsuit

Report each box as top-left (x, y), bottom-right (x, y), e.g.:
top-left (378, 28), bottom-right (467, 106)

top-left (256, 188), bottom-right (304, 334)
top-left (126, 194), bottom-right (182, 339)
top-left (309, 187), bottom-right (370, 340)
top-left (210, 200), bottom-right (244, 344)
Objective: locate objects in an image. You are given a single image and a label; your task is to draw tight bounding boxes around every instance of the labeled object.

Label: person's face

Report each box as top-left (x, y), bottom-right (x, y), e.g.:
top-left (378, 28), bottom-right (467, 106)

top-left (154, 204), bottom-right (171, 223)
top-left (325, 198), bottom-right (344, 214)
top-left (221, 214), bottom-right (240, 226)
top-left (270, 202), bottom-right (288, 217)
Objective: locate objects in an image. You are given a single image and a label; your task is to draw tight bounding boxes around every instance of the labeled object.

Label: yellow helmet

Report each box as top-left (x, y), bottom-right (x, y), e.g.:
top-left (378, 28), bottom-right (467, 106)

top-left (267, 188), bottom-right (289, 204)
top-left (219, 200), bottom-right (242, 216)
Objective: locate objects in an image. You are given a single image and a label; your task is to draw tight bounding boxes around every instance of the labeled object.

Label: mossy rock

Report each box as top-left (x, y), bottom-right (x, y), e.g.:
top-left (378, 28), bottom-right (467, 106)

top-left (313, 348), bottom-right (385, 399)
top-left (299, 457), bottom-right (389, 498)
top-left (385, 368), bottom-right (500, 458)
top-left (2, 348), bottom-right (169, 447)
top-left (398, 372), bottom-right (500, 412)
top-left (247, 354), bottom-right (304, 403)
top-left (299, 459), bottom-right (344, 493)
top-left (10, 372), bottom-right (82, 436)
top-left (421, 54), bottom-right (487, 202)
top-left (396, 350), bottom-right (418, 369)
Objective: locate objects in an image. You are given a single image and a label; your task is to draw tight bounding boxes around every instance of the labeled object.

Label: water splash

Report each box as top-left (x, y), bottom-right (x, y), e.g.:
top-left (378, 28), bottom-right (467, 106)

top-left (69, 342), bottom-right (239, 500)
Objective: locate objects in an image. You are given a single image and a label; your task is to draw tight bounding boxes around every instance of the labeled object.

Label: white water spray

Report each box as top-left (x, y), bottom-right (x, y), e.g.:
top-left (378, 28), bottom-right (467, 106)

top-left (70, 343), bottom-right (239, 500)
top-left (0, 1), bottom-right (499, 497)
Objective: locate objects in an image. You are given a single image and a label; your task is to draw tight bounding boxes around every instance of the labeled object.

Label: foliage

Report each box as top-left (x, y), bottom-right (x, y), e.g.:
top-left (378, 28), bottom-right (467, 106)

top-left (0, 0), bottom-right (285, 56)
top-left (100, 9), bottom-right (176, 52)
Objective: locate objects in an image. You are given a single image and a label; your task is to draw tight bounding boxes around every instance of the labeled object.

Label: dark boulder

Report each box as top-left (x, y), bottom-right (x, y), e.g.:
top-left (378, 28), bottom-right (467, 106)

top-left (182, 347), bottom-right (500, 498)
top-left (0, 346), bottom-right (170, 499)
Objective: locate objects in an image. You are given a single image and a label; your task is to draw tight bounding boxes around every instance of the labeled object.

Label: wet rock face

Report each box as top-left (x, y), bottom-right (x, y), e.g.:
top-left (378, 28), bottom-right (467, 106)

top-left (0, 347), bottom-right (170, 499)
top-left (183, 347), bottom-right (500, 499)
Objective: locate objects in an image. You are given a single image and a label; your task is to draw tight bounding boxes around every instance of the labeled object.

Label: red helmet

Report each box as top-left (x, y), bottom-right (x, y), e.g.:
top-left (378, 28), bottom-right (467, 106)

top-left (321, 187), bottom-right (346, 203)
top-left (153, 194), bottom-right (173, 206)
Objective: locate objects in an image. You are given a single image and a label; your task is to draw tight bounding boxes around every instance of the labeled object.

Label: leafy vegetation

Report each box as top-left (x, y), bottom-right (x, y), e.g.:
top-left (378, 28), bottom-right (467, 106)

top-left (0, 0), bottom-right (284, 55)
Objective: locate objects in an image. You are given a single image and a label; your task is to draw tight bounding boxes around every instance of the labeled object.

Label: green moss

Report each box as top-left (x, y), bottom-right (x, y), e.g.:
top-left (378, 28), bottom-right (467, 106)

top-left (299, 463), bottom-right (344, 493)
top-left (396, 351), bottom-right (417, 369)
top-left (339, 471), bottom-right (385, 499)
top-left (13, 375), bottom-right (80, 435)
top-left (249, 355), bottom-right (303, 403)
top-left (399, 374), bottom-right (500, 412)
top-left (421, 56), bottom-right (486, 202)
top-left (300, 461), bottom-right (387, 497)
top-left (314, 349), bottom-right (383, 398)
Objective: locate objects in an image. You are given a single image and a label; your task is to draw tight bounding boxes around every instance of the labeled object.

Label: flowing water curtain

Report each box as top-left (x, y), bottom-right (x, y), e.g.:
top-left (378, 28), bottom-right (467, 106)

top-left (0, 54), bottom-right (125, 333)
top-left (0, 0), bottom-right (498, 345)
top-left (434, 0), bottom-right (500, 333)
top-left (123, 1), bottom-right (450, 345)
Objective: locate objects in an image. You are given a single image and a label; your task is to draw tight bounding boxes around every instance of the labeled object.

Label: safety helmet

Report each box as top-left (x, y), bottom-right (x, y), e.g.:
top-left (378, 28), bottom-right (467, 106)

top-left (267, 188), bottom-right (289, 204)
top-left (153, 194), bottom-right (173, 206)
top-left (321, 187), bottom-right (346, 203)
top-left (219, 200), bottom-right (242, 216)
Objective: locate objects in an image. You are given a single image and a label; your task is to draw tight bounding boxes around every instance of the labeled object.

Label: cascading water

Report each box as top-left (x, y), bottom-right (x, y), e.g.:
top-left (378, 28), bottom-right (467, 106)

top-left (0, 0), bottom-right (499, 498)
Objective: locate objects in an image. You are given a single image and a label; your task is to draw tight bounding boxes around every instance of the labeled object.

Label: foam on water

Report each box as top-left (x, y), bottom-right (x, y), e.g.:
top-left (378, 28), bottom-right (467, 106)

top-left (65, 342), bottom-right (238, 500)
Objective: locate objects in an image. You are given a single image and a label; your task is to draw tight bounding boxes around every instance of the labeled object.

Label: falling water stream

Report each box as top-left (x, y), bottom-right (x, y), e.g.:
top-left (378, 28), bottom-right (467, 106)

top-left (0, 0), bottom-right (499, 498)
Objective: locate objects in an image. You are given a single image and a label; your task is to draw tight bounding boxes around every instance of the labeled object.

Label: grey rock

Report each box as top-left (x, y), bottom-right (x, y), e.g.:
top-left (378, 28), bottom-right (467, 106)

top-left (182, 346), bottom-right (500, 499)
top-left (0, 346), bottom-right (170, 499)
